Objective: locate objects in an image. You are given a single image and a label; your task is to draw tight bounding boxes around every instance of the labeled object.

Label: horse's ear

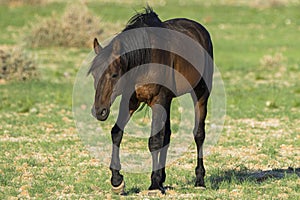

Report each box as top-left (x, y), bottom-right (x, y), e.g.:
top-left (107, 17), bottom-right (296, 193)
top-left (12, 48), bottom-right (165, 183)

top-left (93, 38), bottom-right (102, 54)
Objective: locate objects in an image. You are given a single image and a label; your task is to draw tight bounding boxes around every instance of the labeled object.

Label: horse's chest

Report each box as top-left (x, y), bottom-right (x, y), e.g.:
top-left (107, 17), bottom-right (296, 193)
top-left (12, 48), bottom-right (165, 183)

top-left (135, 84), bottom-right (161, 103)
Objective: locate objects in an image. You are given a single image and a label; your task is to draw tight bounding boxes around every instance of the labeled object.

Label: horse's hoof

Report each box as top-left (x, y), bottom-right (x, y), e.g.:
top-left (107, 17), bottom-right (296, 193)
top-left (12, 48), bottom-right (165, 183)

top-left (112, 180), bottom-right (125, 195)
top-left (195, 179), bottom-right (205, 188)
top-left (195, 182), bottom-right (206, 190)
top-left (148, 189), bottom-right (164, 196)
top-left (195, 185), bottom-right (206, 190)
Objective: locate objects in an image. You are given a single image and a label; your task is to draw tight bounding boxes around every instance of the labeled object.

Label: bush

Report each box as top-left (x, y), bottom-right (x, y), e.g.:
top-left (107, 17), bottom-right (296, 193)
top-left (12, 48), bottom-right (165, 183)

top-left (24, 3), bottom-right (104, 48)
top-left (260, 53), bottom-right (285, 68)
top-left (0, 47), bottom-right (37, 81)
top-left (250, 0), bottom-right (296, 8)
top-left (0, 0), bottom-right (45, 6)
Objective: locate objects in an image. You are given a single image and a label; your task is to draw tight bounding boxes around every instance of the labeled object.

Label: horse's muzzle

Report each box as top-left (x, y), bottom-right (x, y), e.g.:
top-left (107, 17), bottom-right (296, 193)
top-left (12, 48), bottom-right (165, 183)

top-left (91, 106), bottom-right (109, 121)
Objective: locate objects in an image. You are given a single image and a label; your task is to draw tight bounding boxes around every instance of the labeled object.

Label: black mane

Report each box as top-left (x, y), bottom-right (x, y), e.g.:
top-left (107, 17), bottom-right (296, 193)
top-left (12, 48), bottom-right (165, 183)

top-left (89, 7), bottom-right (163, 75)
top-left (123, 6), bottom-right (163, 31)
top-left (119, 7), bottom-right (164, 71)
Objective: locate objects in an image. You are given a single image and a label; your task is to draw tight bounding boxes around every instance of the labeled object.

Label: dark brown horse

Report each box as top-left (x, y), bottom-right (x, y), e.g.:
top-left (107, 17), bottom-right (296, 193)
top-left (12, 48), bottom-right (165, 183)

top-left (89, 7), bottom-right (213, 194)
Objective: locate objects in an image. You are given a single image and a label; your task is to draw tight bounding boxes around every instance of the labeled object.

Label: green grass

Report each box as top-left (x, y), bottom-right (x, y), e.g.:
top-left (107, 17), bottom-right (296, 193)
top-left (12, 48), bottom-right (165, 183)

top-left (0, 3), bottom-right (66, 44)
top-left (1, 0), bottom-right (300, 199)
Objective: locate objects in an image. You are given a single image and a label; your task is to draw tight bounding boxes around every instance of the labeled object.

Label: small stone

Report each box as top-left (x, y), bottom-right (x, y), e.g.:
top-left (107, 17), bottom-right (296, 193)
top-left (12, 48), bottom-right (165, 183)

top-left (30, 107), bottom-right (38, 114)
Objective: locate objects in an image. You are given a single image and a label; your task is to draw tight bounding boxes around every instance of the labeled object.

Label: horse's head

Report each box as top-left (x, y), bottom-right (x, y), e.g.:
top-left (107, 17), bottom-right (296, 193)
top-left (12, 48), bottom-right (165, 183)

top-left (90, 38), bottom-right (125, 121)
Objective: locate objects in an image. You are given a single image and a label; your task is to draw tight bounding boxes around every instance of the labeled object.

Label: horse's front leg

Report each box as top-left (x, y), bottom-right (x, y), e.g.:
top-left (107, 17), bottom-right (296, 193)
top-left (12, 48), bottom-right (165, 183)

top-left (110, 95), bottom-right (139, 194)
top-left (148, 95), bottom-right (172, 193)
top-left (110, 124), bottom-right (124, 193)
top-left (157, 102), bottom-right (171, 188)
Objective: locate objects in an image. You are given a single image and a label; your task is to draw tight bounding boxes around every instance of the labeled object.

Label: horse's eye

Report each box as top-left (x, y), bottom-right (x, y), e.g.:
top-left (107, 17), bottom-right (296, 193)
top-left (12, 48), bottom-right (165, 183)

top-left (111, 73), bottom-right (118, 78)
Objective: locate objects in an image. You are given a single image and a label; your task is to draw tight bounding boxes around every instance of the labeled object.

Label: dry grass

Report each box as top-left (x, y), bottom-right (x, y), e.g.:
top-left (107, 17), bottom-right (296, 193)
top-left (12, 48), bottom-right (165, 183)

top-left (0, 0), bottom-right (46, 6)
top-left (23, 3), bottom-right (104, 48)
top-left (170, 0), bottom-right (300, 7)
top-left (249, 0), bottom-right (300, 8)
top-left (3, 0), bottom-right (299, 7)
top-left (260, 53), bottom-right (286, 68)
top-left (0, 47), bottom-right (37, 81)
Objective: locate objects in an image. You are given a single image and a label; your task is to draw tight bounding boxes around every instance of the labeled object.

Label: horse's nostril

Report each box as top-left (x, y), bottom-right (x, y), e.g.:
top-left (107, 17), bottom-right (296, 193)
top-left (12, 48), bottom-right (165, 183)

top-left (101, 108), bottom-right (107, 117)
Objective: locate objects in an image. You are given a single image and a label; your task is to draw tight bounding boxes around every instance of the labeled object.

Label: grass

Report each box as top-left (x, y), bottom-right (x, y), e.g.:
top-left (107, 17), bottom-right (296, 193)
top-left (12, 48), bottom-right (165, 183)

top-left (1, 0), bottom-right (300, 199)
top-left (0, 2), bottom-right (66, 44)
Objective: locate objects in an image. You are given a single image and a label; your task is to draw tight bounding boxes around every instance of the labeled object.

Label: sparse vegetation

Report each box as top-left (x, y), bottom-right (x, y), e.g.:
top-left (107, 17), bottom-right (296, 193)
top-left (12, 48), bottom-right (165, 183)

top-left (23, 3), bottom-right (103, 48)
top-left (0, 0), bottom-right (299, 199)
top-left (0, 0), bottom-right (45, 6)
top-left (260, 53), bottom-right (286, 68)
top-left (0, 47), bottom-right (37, 81)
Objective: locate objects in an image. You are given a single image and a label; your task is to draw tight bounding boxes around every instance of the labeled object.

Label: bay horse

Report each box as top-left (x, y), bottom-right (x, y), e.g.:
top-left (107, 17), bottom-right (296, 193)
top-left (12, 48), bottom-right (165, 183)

top-left (89, 7), bottom-right (213, 194)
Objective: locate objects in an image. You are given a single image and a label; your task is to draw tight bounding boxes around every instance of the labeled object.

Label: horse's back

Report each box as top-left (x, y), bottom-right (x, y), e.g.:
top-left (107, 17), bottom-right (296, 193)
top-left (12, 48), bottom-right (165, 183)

top-left (163, 18), bottom-right (213, 58)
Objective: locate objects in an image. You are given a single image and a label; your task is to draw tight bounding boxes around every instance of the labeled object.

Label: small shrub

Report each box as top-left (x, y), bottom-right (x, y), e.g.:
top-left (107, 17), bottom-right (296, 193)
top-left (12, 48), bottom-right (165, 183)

top-left (0, 0), bottom-right (45, 6)
top-left (260, 53), bottom-right (285, 68)
top-left (0, 47), bottom-right (37, 81)
top-left (24, 3), bottom-right (104, 48)
top-left (250, 0), bottom-right (295, 8)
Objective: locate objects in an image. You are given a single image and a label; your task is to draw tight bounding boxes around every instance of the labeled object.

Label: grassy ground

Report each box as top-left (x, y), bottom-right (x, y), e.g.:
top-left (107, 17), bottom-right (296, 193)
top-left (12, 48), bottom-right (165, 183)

top-left (1, 0), bottom-right (300, 199)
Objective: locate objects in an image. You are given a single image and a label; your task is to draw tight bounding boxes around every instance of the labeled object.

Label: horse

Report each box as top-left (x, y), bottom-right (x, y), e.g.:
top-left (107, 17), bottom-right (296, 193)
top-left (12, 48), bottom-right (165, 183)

top-left (88, 7), bottom-right (214, 194)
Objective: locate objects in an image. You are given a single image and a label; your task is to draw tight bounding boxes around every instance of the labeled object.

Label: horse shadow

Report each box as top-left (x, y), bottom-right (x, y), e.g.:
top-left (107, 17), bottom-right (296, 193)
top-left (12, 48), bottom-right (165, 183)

top-left (123, 167), bottom-right (299, 195)
top-left (208, 167), bottom-right (300, 190)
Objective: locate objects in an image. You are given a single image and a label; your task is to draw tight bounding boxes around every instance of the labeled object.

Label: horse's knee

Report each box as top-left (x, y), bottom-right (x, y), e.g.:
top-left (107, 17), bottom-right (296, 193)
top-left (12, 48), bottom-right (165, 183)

top-left (148, 134), bottom-right (163, 152)
top-left (111, 124), bottom-right (121, 134)
top-left (194, 133), bottom-right (205, 143)
top-left (111, 125), bottom-right (123, 146)
top-left (194, 123), bottom-right (205, 140)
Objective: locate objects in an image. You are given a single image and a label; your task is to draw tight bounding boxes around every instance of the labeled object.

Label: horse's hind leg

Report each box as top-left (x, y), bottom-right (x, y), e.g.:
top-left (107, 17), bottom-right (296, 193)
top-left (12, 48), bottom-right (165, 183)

top-left (192, 87), bottom-right (209, 188)
top-left (110, 94), bottom-right (139, 194)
